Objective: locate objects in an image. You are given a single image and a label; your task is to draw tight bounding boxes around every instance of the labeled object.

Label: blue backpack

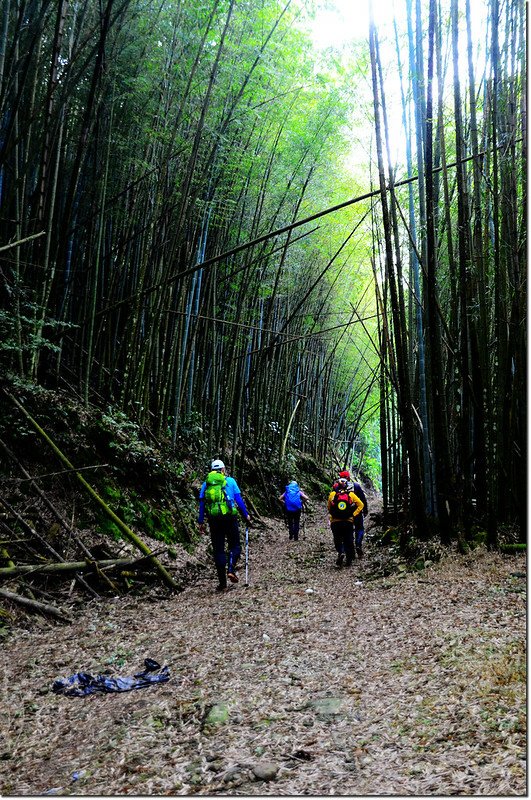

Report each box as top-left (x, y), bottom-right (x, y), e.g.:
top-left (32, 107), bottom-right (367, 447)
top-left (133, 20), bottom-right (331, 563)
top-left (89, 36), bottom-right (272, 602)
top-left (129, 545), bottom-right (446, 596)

top-left (284, 482), bottom-right (302, 512)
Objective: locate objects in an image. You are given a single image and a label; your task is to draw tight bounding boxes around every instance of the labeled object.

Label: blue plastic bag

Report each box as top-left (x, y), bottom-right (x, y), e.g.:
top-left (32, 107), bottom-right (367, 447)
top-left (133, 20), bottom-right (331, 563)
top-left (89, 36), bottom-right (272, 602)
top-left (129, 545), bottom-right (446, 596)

top-left (52, 658), bottom-right (169, 696)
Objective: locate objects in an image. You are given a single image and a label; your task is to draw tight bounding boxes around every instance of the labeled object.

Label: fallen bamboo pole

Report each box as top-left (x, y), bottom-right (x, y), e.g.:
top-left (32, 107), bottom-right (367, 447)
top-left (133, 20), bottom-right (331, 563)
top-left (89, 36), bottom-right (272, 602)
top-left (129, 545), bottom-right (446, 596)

top-left (0, 555), bottom-right (155, 577)
top-left (5, 392), bottom-right (179, 591)
top-left (0, 493), bottom-right (102, 598)
top-left (0, 587), bottom-right (72, 622)
top-left (0, 438), bottom-right (109, 595)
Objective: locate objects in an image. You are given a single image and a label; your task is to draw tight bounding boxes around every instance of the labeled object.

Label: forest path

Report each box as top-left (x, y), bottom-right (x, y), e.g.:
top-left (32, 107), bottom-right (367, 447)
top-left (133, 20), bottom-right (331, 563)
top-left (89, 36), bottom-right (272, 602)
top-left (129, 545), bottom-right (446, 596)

top-left (1, 510), bottom-right (526, 796)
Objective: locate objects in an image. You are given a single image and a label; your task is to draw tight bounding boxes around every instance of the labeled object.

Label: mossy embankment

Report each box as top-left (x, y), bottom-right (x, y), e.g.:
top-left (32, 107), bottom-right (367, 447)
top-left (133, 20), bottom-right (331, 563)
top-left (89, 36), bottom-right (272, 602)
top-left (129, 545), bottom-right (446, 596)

top-left (0, 379), bottom-right (336, 611)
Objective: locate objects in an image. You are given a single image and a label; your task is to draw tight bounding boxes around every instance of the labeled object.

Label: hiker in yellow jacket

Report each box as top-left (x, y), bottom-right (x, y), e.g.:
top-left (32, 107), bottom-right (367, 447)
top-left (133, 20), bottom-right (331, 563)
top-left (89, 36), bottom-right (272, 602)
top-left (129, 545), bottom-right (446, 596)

top-left (327, 477), bottom-right (364, 567)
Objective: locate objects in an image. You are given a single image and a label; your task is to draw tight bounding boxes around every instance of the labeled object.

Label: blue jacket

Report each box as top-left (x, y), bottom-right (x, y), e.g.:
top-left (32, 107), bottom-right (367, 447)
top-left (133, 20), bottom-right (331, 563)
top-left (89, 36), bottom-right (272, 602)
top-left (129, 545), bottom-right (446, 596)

top-left (198, 475), bottom-right (249, 523)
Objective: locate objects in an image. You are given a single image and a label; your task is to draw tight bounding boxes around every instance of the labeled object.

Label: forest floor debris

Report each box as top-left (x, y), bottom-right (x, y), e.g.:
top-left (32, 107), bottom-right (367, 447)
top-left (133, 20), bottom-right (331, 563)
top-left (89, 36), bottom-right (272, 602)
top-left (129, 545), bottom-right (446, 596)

top-left (0, 508), bottom-right (526, 796)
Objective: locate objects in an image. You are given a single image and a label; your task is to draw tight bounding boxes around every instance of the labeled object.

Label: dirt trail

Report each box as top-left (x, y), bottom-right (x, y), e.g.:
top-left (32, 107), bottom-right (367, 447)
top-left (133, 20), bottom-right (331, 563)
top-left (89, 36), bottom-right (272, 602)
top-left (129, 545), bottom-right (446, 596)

top-left (0, 510), bottom-right (526, 796)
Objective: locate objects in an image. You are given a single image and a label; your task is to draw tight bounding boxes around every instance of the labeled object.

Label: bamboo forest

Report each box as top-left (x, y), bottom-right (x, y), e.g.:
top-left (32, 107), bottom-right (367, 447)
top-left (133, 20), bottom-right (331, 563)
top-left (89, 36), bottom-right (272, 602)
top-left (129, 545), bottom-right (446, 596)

top-left (0, 0), bottom-right (526, 796)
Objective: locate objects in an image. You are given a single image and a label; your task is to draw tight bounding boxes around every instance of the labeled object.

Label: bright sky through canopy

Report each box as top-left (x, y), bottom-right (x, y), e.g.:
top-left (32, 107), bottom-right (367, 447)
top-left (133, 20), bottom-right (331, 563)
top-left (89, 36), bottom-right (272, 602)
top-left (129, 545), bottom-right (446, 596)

top-left (310, 0), bottom-right (404, 168)
top-left (311, 0), bottom-right (488, 51)
top-left (309, 0), bottom-right (489, 169)
top-left (310, 0), bottom-right (386, 47)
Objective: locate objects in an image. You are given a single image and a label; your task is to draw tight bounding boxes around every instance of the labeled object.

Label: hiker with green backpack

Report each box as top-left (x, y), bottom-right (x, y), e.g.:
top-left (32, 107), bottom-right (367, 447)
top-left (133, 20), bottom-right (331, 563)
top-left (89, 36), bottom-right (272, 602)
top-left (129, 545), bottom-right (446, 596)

top-left (198, 459), bottom-right (251, 592)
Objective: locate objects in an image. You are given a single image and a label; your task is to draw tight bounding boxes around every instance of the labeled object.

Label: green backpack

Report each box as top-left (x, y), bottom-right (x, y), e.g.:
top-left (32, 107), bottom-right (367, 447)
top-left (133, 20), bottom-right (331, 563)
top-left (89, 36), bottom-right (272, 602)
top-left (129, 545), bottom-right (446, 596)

top-left (204, 471), bottom-right (231, 517)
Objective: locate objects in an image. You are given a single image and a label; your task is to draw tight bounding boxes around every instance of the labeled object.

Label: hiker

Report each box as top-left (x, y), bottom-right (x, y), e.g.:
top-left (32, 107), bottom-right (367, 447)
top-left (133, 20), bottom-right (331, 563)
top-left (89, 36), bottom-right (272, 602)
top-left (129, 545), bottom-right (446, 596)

top-left (279, 480), bottom-right (309, 541)
top-left (334, 470), bottom-right (369, 558)
top-left (198, 459), bottom-right (251, 592)
top-left (327, 477), bottom-right (364, 567)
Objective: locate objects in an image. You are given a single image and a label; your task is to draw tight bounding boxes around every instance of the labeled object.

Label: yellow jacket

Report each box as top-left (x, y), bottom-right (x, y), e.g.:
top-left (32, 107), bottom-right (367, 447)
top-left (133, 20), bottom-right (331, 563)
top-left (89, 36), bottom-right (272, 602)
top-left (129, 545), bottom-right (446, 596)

top-left (327, 489), bottom-right (364, 523)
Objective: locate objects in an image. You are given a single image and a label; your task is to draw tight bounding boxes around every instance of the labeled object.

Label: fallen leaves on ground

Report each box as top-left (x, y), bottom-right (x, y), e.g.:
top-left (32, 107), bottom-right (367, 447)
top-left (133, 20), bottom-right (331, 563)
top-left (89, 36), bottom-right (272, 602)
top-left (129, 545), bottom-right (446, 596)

top-left (0, 508), bottom-right (526, 796)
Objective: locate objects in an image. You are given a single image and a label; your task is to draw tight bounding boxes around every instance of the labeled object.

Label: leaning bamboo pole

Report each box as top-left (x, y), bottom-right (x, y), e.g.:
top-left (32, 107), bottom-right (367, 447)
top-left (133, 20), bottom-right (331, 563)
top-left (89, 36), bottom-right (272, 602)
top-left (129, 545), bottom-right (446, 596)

top-left (5, 392), bottom-right (179, 590)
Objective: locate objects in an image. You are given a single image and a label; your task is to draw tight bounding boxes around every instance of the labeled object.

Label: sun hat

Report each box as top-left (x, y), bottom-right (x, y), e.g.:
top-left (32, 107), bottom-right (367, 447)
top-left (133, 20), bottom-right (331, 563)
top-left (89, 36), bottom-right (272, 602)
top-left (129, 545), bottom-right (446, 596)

top-left (211, 459), bottom-right (225, 470)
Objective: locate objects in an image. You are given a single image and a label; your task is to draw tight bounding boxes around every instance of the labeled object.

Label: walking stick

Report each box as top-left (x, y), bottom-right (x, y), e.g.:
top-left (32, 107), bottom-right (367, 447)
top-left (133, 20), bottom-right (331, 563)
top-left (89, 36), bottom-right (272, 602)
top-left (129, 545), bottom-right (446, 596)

top-left (244, 526), bottom-right (249, 586)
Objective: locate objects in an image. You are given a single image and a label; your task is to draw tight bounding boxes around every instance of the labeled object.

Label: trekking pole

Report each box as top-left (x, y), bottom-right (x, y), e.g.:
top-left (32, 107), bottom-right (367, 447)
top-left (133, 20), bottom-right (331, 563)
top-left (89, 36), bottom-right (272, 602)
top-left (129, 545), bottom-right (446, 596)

top-left (244, 526), bottom-right (249, 586)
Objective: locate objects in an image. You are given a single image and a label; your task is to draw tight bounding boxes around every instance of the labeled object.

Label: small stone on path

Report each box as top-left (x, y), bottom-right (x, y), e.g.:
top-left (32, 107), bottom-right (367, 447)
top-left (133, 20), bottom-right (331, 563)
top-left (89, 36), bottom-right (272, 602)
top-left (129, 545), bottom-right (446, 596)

top-left (204, 703), bottom-right (229, 726)
top-left (252, 761), bottom-right (278, 781)
top-left (308, 697), bottom-right (344, 717)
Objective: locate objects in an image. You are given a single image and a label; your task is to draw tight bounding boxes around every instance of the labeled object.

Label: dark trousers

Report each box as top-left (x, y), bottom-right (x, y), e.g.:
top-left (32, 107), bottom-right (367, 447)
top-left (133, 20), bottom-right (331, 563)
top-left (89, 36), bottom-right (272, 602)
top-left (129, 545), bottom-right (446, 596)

top-left (208, 515), bottom-right (241, 584)
top-left (354, 518), bottom-right (365, 548)
top-left (331, 520), bottom-right (355, 562)
top-left (286, 510), bottom-right (301, 540)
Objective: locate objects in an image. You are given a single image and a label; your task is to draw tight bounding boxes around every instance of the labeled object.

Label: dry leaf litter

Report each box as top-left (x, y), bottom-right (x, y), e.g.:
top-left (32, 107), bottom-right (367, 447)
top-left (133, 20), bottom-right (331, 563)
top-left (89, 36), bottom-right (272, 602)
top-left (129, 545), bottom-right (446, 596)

top-left (0, 505), bottom-right (526, 796)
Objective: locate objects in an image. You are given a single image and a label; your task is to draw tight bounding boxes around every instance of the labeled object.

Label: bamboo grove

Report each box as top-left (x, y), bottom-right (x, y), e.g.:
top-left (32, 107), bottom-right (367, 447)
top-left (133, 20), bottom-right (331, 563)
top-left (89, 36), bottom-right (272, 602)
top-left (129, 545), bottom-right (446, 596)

top-left (0, 0), bottom-right (379, 477)
top-left (0, 0), bottom-right (526, 542)
top-left (369, 0), bottom-right (526, 543)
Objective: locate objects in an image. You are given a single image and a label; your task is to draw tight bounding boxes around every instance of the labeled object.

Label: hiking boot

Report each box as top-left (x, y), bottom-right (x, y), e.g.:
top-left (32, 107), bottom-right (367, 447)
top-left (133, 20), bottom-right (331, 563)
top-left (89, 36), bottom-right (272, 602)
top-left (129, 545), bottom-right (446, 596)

top-left (356, 546), bottom-right (363, 559)
top-left (336, 553), bottom-right (345, 567)
top-left (216, 565), bottom-right (227, 587)
top-left (345, 558), bottom-right (352, 567)
top-left (227, 571), bottom-right (239, 583)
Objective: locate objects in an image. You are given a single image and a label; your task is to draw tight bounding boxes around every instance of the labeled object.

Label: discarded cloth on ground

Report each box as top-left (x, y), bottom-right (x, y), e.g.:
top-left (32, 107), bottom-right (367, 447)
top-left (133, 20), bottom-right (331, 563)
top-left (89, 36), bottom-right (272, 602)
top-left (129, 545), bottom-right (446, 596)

top-left (52, 658), bottom-right (169, 696)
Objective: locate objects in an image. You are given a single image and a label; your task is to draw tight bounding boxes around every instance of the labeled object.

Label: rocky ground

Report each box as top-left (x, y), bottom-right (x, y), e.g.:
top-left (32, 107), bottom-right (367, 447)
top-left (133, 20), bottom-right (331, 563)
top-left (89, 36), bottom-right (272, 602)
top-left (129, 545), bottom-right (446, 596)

top-left (0, 505), bottom-right (526, 796)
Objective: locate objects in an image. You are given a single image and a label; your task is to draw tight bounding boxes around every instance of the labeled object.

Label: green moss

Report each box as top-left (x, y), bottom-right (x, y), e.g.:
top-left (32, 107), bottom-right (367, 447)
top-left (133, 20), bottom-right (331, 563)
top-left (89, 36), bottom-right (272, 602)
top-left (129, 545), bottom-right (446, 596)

top-left (102, 483), bottom-right (121, 502)
top-left (96, 483), bottom-right (137, 538)
top-left (97, 516), bottom-right (122, 539)
top-left (95, 483), bottom-right (193, 547)
top-left (379, 527), bottom-right (399, 545)
top-left (136, 500), bottom-right (176, 544)
top-left (500, 543), bottom-right (526, 554)
top-left (467, 527), bottom-right (487, 547)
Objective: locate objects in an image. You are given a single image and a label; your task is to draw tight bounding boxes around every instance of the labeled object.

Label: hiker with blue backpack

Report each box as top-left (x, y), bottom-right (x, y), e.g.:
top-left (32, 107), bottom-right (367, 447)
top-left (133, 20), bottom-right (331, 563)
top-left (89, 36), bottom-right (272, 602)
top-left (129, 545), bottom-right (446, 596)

top-left (279, 480), bottom-right (309, 541)
top-left (198, 459), bottom-right (251, 592)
